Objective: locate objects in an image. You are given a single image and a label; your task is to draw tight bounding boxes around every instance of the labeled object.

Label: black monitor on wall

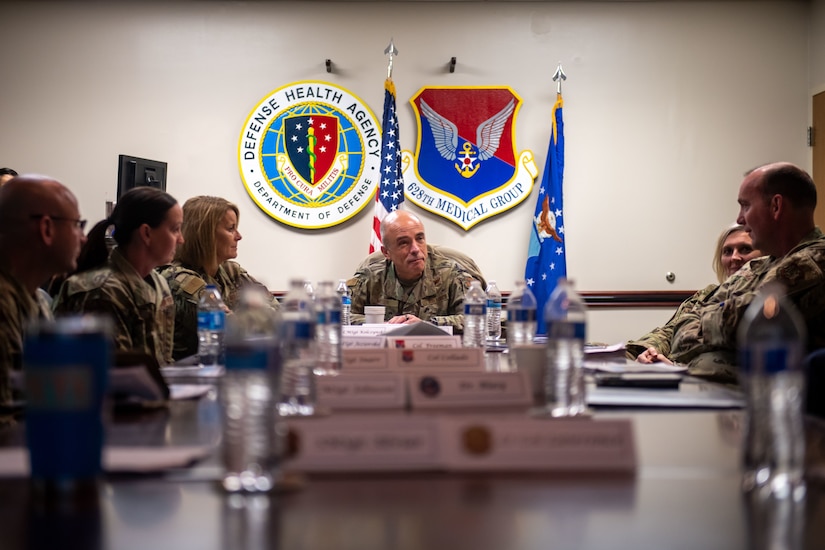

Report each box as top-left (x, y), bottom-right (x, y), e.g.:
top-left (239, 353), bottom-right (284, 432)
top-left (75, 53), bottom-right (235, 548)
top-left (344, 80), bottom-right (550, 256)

top-left (117, 155), bottom-right (167, 199)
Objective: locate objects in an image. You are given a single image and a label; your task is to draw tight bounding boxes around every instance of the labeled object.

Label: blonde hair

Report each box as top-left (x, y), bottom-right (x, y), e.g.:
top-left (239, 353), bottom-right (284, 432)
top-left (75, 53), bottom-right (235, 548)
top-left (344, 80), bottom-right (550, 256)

top-left (712, 224), bottom-right (747, 283)
top-left (175, 196), bottom-right (239, 269)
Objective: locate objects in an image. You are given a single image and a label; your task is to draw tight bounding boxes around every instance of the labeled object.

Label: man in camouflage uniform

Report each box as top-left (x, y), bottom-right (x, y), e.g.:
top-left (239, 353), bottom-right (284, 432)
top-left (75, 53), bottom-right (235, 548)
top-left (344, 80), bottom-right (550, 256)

top-left (0, 175), bottom-right (86, 407)
top-left (348, 210), bottom-right (476, 333)
top-left (160, 261), bottom-right (280, 361)
top-left (660, 163), bottom-right (825, 383)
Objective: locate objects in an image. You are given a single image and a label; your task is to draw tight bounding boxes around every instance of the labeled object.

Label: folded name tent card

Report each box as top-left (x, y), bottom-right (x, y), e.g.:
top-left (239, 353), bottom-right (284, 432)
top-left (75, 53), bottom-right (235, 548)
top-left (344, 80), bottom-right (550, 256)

top-left (438, 415), bottom-right (636, 473)
top-left (389, 348), bottom-right (485, 370)
top-left (283, 413), bottom-right (636, 473)
top-left (342, 348), bottom-right (394, 371)
top-left (285, 413), bottom-right (442, 472)
top-left (384, 335), bottom-right (462, 349)
top-left (316, 372), bottom-right (406, 410)
top-left (408, 370), bottom-right (532, 410)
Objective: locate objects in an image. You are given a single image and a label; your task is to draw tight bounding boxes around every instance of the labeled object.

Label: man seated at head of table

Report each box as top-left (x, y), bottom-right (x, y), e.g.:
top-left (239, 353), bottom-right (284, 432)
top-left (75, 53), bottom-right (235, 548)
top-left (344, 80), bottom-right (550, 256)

top-left (347, 210), bottom-right (477, 333)
top-left (0, 174), bottom-right (86, 407)
top-left (640, 162), bottom-right (825, 384)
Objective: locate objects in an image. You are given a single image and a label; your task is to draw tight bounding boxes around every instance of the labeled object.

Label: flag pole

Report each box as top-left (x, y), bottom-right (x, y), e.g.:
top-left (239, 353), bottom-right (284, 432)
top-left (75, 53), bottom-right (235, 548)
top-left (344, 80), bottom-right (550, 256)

top-left (552, 62), bottom-right (567, 96)
top-left (384, 39), bottom-right (398, 80)
top-left (369, 40), bottom-right (405, 254)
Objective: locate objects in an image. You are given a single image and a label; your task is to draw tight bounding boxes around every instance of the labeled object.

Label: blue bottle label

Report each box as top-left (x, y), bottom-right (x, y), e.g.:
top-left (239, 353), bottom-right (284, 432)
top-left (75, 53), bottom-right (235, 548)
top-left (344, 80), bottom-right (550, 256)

top-left (328, 310), bottom-right (342, 324)
top-left (341, 296), bottom-right (352, 306)
top-left (465, 303), bottom-right (487, 316)
top-left (290, 320), bottom-right (315, 339)
top-left (198, 310), bottom-right (225, 331)
top-left (487, 300), bottom-right (502, 310)
top-left (225, 347), bottom-right (270, 371)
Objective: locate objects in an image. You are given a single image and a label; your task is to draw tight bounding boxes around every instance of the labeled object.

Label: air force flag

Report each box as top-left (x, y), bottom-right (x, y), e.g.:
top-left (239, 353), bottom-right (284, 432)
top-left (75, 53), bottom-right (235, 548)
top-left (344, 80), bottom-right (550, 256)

top-left (525, 95), bottom-right (566, 335)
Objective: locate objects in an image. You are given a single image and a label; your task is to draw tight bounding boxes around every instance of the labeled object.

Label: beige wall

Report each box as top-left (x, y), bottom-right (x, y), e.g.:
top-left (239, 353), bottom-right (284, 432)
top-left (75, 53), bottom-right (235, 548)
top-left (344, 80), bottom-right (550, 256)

top-left (0, 1), bottom-right (812, 343)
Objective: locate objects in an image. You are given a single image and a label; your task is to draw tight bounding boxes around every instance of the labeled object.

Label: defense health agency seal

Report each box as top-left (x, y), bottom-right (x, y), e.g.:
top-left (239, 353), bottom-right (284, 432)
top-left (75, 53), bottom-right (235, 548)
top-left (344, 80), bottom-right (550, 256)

top-left (238, 81), bottom-right (382, 229)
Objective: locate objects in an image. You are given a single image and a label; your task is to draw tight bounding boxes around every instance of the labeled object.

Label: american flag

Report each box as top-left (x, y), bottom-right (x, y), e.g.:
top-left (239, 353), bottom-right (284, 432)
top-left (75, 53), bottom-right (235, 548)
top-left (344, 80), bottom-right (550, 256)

top-left (369, 78), bottom-right (405, 253)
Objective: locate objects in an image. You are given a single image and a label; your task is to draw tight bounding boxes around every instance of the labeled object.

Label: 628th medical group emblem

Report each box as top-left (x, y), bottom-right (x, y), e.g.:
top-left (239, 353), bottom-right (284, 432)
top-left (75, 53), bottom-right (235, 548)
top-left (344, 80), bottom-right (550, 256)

top-left (238, 81), bottom-right (382, 229)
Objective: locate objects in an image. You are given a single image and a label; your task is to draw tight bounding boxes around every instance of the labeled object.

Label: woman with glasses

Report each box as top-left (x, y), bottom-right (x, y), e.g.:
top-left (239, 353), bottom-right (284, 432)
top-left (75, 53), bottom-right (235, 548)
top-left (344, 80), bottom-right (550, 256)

top-left (53, 186), bottom-right (183, 366)
top-left (158, 195), bottom-right (279, 361)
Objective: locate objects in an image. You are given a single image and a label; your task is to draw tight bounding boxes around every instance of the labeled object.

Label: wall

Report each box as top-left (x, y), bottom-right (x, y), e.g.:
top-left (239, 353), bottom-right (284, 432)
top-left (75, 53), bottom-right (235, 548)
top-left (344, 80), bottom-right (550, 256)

top-left (0, 1), bottom-right (811, 343)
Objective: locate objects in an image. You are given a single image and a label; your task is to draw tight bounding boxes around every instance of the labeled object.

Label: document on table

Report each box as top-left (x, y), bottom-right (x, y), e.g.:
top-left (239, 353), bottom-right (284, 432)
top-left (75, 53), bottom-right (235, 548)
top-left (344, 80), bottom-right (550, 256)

top-left (584, 342), bottom-right (688, 373)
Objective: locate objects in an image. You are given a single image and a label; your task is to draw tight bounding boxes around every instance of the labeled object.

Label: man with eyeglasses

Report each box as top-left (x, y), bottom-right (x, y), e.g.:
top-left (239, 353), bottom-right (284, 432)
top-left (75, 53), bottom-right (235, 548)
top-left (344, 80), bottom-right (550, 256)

top-left (0, 174), bottom-right (86, 409)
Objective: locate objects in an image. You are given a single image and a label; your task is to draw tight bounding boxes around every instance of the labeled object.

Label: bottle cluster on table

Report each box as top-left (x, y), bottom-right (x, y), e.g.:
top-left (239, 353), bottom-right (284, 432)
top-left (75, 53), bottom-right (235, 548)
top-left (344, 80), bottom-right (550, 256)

top-left (544, 278), bottom-right (588, 417)
top-left (198, 284), bottom-right (226, 367)
top-left (221, 284), bottom-right (283, 493)
top-left (506, 280), bottom-right (537, 348)
top-left (462, 280), bottom-right (487, 348)
top-left (279, 279), bottom-right (318, 417)
top-left (315, 281), bottom-right (342, 376)
top-left (485, 280), bottom-right (502, 342)
top-left (737, 281), bottom-right (806, 497)
top-left (336, 279), bottom-right (352, 326)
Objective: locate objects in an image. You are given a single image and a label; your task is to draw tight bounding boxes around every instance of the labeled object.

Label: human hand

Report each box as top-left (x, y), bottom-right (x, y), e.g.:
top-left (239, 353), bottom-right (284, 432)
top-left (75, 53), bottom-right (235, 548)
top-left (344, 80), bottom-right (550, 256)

top-left (636, 346), bottom-right (673, 365)
top-left (387, 313), bottom-right (421, 325)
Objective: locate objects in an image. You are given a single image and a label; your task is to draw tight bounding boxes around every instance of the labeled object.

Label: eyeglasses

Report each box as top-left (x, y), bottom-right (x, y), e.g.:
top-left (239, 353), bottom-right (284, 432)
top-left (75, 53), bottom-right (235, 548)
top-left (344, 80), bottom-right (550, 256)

top-left (30, 214), bottom-right (87, 231)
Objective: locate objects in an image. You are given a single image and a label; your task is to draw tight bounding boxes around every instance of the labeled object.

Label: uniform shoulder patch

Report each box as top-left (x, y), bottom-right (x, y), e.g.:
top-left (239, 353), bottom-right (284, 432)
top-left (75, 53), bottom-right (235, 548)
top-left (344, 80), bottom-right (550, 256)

top-left (175, 273), bottom-right (207, 296)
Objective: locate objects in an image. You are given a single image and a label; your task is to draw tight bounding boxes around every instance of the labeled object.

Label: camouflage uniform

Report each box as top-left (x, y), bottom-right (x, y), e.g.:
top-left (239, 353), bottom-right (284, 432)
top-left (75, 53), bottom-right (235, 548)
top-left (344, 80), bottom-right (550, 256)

top-left (347, 245), bottom-right (475, 333)
top-left (53, 248), bottom-right (175, 366)
top-left (0, 269), bottom-right (53, 406)
top-left (626, 284), bottom-right (718, 359)
top-left (666, 228), bottom-right (825, 383)
top-left (158, 260), bottom-right (280, 361)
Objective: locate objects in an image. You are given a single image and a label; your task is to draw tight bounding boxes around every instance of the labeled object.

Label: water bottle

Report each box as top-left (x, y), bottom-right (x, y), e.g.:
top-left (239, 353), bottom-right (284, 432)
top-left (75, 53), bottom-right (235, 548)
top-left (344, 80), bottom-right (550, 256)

top-left (544, 278), bottom-right (587, 417)
top-left (303, 279), bottom-right (315, 301)
top-left (336, 279), bottom-right (352, 326)
top-left (737, 281), bottom-right (806, 497)
top-left (507, 280), bottom-right (537, 347)
top-left (198, 285), bottom-right (226, 367)
top-left (279, 279), bottom-right (318, 417)
top-left (462, 280), bottom-right (487, 348)
top-left (221, 285), bottom-right (283, 493)
top-left (315, 281), bottom-right (342, 376)
top-left (486, 280), bottom-right (502, 342)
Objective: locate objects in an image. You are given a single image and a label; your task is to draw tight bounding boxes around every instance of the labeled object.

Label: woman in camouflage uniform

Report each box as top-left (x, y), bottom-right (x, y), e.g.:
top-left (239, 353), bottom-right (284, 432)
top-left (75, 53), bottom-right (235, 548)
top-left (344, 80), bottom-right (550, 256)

top-left (53, 187), bottom-right (183, 366)
top-left (158, 196), bottom-right (279, 361)
top-left (626, 223), bottom-right (762, 364)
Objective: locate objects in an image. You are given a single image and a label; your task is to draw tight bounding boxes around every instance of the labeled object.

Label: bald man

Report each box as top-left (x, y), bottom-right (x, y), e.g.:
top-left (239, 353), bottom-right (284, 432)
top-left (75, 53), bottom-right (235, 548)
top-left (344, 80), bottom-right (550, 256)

top-left (0, 175), bottom-right (86, 405)
top-left (664, 162), bottom-right (825, 383)
top-left (347, 210), bottom-right (476, 333)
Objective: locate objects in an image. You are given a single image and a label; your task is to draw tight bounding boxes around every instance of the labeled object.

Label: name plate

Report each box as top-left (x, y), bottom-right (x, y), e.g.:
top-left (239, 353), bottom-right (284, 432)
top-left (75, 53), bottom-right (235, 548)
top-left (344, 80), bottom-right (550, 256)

top-left (385, 335), bottom-right (461, 349)
top-left (439, 415), bottom-right (636, 472)
top-left (391, 348), bottom-right (484, 370)
top-left (342, 336), bottom-right (386, 349)
top-left (408, 371), bottom-right (531, 409)
top-left (342, 349), bottom-right (392, 371)
top-left (316, 372), bottom-right (406, 410)
top-left (285, 414), bottom-right (441, 472)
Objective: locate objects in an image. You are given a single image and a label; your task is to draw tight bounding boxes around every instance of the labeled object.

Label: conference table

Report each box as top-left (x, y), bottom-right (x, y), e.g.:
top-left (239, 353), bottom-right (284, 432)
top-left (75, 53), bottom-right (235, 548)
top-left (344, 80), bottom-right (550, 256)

top-left (1, 368), bottom-right (824, 550)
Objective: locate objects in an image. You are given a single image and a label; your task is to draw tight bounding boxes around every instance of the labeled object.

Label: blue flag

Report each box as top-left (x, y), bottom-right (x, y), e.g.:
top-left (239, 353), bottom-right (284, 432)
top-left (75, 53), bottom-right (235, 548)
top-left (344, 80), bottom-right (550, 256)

top-left (369, 78), bottom-right (405, 253)
top-left (524, 95), bottom-right (566, 335)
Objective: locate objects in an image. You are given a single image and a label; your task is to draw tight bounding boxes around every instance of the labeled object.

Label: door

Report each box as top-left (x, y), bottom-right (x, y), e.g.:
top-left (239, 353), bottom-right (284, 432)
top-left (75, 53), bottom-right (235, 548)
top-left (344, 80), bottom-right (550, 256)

top-left (814, 91), bottom-right (825, 230)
